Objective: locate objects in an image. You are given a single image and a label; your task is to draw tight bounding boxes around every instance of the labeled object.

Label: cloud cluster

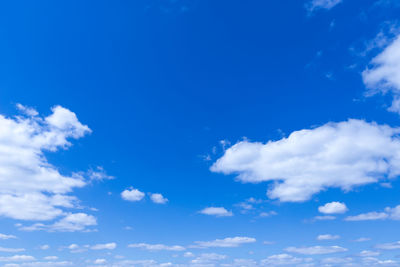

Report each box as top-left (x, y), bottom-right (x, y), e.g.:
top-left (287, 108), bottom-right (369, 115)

top-left (192, 237), bottom-right (256, 248)
top-left (121, 188), bottom-right (168, 204)
top-left (285, 245), bottom-right (348, 255)
top-left (128, 243), bottom-right (185, 251)
top-left (0, 105), bottom-right (96, 232)
top-left (211, 119), bottom-right (400, 202)
top-left (363, 34), bottom-right (400, 114)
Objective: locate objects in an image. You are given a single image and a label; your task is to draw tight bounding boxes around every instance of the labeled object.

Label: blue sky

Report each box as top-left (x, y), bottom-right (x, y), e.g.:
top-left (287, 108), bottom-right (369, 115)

top-left (1, 0), bottom-right (400, 266)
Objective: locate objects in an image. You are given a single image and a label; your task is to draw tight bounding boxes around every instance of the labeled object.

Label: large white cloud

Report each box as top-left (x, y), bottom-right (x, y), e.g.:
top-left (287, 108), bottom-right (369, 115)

top-left (363, 34), bottom-right (400, 114)
top-left (211, 119), bottom-right (400, 202)
top-left (0, 105), bottom-right (96, 231)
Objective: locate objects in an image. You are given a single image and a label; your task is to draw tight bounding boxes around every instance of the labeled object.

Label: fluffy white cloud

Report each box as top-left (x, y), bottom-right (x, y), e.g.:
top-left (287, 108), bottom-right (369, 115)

top-left (128, 243), bottom-right (185, 251)
top-left (192, 237), bottom-right (256, 248)
top-left (0, 233), bottom-right (16, 240)
top-left (19, 213), bottom-right (97, 232)
top-left (285, 245), bottom-right (347, 255)
top-left (94, 259), bottom-right (107, 265)
top-left (91, 243), bottom-right (116, 250)
top-left (199, 207), bottom-right (233, 217)
top-left (150, 193), bottom-right (168, 204)
top-left (305, 0), bottom-right (342, 13)
top-left (211, 120), bottom-right (400, 202)
top-left (0, 105), bottom-right (97, 231)
top-left (317, 234), bottom-right (340, 241)
top-left (363, 34), bottom-right (400, 114)
top-left (121, 188), bottom-right (145, 202)
top-left (345, 205), bottom-right (400, 221)
top-left (318, 202), bottom-right (348, 214)
top-left (260, 254), bottom-right (312, 266)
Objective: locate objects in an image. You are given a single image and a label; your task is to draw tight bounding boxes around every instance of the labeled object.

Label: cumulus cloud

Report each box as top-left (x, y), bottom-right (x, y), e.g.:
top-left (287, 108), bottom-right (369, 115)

top-left (260, 254), bottom-right (313, 265)
top-left (128, 243), bottom-right (185, 251)
top-left (317, 234), bottom-right (340, 241)
top-left (150, 193), bottom-right (168, 204)
top-left (318, 202), bottom-right (348, 214)
top-left (363, 34), bottom-right (400, 114)
top-left (345, 205), bottom-right (400, 221)
top-left (211, 119), bottom-right (400, 202)
top-left (305, 0), bottom-right (342, 13)
top-left (0, 105), bottom-right (98, 232)
top-left (121, 188), bottom-right (145, 202)
top-left (91, 243), bottom-right (116, 250)
top-left (199, 207), bottom-right (233, 217)
top-left (285, 245), bottom-right (347, 255)
top-left (192, 237), bottom-right (256, 248)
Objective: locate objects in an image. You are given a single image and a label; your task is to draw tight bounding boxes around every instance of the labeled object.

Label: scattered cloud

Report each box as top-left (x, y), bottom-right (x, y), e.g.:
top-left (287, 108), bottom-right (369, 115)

top-left (128, 243), bottom-right (185, 251)
top-left (18, 212), bottom-right (97, 232)
top-left (121, 188), bottom-right (145, 202)
top-left (150, 193), bottom-right (168, 204)
top-left (0, 247), bottom-right (25, 253)
top-left (375, 241), bottom-right (400, 250)
top-left (87, 166), bottom-right (114, 181)
top-left (285, 245), bottom-right (348, 255)
top-left (314, 215), bottom-right (336, 221)
top-left (0, 105), bottom-right (98, 232)
top-left (305, 0), bottom-right (342, 13)
top-left (212, 120), bottom-right (400, 202)
top-left (0, 233), bottom-right (16, 240)
top-left (363, 34), bottom-right (400, 114)
top-left (354, 237), bottom-right (371, 242)
top-left (345, 205), bottom-right (400, 221)
top-left (199, 207), bottom-right (233, 217)
top-left (318, 202), bottom-right (348, 214)
top-left (317, 234), bottom-right (340, 241)
top-left (260, 254), bottom-right (313, 265)
top-left (191, 253), bottom-right (227, 264)
top-left (0, 255), bottom-right (35, 262)
top-left (192, 237), bottom-right (256, 248)
top-left (91, 243), bottom-right (116, 250)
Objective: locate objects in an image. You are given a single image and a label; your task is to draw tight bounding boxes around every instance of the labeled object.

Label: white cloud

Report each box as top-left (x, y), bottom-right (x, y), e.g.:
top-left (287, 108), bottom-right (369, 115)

top-left (192, 237), bottom-right (256, 248)
top-left (150, 193), bottom-right (168, 204)
top-left (16, 104), bottom-right (39, 117)
top-left (305, 0), bottom-right (342, 13)
top-left (260, 254), bottom-right (312, 266)
top-left (94, 259), bottom-right (107, 264)
top-left (0, 233), bottom-right (16, 240)
top-left (91, 242), bottom-right (116, 250)
top-left (314, 215), bottom-right (336, 221)
top-left (43, 256), bottom-right (58, 260)
top-left (199, 207), bottom-right (233, 217)
top-left (354, 237), bottom-right (371, 242)
top-left (317, 234), bottom-right (340, 241)
top-left (128, 243), bottom-right (185, 251)
top-left (0, 105), bottom-right (98, 232)
top-left (285, 245), bottom-right (347, 255)
top-left (40, 245), bottom-right (50, 250)
top-left (19, 213), bottom-right (97, 232)
top-left (359, 250), bottom-right (380, 257)
top-left (363, 34), bottom-right (400, 114)
top-left (0, 255), bottom-right (35, 262)
top-left (375, 241), bottom-right (400, 250)
top-left (318, 202), bottom-right (348, 214)
top-left (211, 120), bottom-right (400, 202)
top-left (191, 253), bottom-right (227, 264)
top-left (259, 211), bottom-right (277, 217)
top-left (345, 205), bottom-right (400, 221)
top-left (121, 188), bottom-right (145, 202)
top-left (0, 247), bottom-right (25, 253)
top-left (87, 166), bottom-right (114, 181)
